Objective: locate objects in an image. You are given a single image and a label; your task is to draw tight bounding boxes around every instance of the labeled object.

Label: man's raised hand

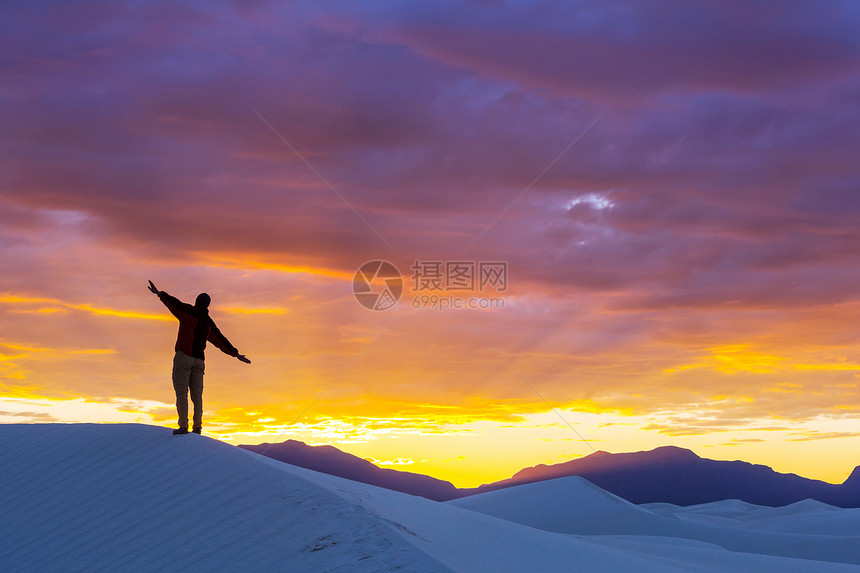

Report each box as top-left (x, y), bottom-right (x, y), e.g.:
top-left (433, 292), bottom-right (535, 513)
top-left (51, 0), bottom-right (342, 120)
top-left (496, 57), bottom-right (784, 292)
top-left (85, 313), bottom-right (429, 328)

top-left (147, 280), bottom-right (160, 295)
top-left (237, 354), bottom-right (251, 364)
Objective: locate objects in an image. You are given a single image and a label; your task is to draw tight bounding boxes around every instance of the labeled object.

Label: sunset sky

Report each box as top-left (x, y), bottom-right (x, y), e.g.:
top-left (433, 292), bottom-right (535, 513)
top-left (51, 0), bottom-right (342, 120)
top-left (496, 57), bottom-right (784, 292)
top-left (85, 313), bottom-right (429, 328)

top-left (2, 1), bottom-right (860, 487)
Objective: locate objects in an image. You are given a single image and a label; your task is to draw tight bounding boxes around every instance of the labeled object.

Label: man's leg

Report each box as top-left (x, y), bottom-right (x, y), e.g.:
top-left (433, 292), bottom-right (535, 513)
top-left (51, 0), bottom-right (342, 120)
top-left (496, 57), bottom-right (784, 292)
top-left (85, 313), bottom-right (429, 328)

top-left (189, 358), bottom-right (205, 433)
top-left (172, 351), bottom-right (192, 430)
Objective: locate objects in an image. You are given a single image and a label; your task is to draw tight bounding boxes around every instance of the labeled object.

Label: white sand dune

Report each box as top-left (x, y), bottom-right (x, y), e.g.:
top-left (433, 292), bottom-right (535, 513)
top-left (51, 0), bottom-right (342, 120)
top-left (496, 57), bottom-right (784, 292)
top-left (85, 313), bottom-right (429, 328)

top-left (1, 424), bottom-right (858, 572)
top-left (448, 475), bottom-right (860, 566)
top-left (0, 424), bottom-right (446, 572)
top-left (643, 498), bottom-right (770, 518)
top-left (646, 497), bottom-right (860, 536)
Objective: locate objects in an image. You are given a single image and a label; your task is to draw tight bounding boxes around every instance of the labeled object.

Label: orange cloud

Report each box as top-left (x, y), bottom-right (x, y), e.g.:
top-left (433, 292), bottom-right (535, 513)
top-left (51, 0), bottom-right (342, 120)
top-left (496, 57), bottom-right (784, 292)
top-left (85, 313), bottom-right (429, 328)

top-left (664, 344), bottom-right (860, 375)
top-left (0, 294), bottom-right (170, 321)
top-left (191, 253), bottom-right (352, 281)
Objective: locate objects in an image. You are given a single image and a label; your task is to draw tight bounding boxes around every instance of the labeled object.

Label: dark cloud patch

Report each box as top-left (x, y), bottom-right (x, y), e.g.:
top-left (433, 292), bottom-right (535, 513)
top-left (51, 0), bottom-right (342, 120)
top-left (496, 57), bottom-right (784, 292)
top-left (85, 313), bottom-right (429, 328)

top-left (387, 0), bottom-right (860, 99)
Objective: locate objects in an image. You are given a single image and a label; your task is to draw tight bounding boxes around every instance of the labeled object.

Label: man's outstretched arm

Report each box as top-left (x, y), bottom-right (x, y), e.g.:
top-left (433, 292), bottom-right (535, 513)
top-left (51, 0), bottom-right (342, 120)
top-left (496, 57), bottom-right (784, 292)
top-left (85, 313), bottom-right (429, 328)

top-left (148, 280), bottom-right (191, 320)
top-left (208, 322), bottom-right (251, 364)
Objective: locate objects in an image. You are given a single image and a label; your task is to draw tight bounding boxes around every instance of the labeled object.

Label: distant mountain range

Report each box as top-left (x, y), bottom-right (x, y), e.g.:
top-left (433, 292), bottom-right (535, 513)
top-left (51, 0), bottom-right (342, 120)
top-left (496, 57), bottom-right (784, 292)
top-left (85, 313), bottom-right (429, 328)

top-left (464, 446), bottom-right (860, 508)
top-left (240, 441), bottom-right (860, 508)
top-left (240, 440), bottom-right (459, 501)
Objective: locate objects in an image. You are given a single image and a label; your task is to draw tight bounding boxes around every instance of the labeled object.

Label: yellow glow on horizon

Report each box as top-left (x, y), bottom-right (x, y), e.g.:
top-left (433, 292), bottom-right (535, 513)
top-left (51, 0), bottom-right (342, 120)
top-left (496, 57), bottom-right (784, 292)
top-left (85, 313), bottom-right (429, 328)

top-left (2, 393), bottom-right (860, 488)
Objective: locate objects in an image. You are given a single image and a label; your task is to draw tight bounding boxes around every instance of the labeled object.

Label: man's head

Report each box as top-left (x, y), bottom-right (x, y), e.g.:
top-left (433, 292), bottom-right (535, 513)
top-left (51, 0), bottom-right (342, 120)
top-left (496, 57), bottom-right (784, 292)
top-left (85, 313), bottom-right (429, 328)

top-left (195, 293), bottom-right (211, 309)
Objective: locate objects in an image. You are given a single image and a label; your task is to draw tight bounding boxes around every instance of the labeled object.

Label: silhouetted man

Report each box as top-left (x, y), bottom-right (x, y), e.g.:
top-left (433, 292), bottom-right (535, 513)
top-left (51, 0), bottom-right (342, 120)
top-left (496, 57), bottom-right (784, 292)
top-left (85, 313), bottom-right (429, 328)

top-left (148, 280), bottom-right (250, 435)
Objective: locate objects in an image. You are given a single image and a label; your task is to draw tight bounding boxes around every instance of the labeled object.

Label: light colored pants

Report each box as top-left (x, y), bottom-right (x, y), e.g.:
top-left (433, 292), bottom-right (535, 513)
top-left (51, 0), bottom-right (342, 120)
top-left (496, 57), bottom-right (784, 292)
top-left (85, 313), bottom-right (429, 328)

top-left (172, 351), bottom-right (205, 431)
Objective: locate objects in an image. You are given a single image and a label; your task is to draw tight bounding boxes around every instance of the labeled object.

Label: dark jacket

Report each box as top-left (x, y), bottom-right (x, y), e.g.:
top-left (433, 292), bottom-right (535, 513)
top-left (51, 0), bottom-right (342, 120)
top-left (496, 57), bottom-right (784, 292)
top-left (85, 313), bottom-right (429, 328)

top-left (158, 291), bottom-right (238, 361)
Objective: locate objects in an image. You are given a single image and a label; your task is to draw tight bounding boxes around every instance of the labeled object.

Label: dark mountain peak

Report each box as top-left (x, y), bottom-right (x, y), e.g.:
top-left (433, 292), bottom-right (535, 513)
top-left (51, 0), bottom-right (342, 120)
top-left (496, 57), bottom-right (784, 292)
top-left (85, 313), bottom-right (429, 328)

top-left (239, 439), bottom-right (458, 501)
top-left (581, 445), bottom-right (699, 462)
top-left (259, 439), bottom-right (306, 450)
top-left (647, 445), bottom-right (699, 460)
top-left (255, 440), bottom-right (352, 461)
top-left (844, 466), bottom-right (860, 488)
top-left (505, 446), bottom-right (699, 485)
